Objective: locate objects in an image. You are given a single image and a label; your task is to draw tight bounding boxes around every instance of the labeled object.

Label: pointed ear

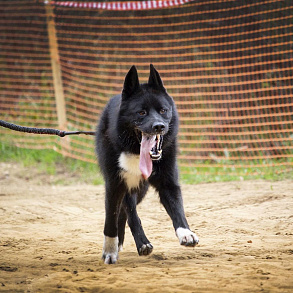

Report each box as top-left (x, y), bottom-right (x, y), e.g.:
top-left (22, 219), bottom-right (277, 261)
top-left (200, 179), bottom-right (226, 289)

top-left (122, 65), bottom-right (140, 99)
top-left (148, 64), bottom-right (165, 91)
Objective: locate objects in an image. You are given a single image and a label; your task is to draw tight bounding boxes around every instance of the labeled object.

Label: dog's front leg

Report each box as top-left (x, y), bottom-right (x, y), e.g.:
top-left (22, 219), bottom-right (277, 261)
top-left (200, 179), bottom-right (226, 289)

top-left (103, 182), bottom-right (126, 264)
top-left (158, 184), bottom-right (199, 247)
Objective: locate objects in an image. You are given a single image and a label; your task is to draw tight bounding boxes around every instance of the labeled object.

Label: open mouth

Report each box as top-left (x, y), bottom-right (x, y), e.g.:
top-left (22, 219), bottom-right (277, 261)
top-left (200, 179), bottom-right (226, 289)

top-left (149, 134), bottom-right (163, 161)
top-left (139, 133), bottom-right (163, 179)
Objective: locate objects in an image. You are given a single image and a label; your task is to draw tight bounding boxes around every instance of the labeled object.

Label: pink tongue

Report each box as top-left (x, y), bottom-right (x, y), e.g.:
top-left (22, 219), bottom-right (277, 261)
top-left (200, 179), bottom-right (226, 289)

top-left (139, 134), bottom-right (156, 179)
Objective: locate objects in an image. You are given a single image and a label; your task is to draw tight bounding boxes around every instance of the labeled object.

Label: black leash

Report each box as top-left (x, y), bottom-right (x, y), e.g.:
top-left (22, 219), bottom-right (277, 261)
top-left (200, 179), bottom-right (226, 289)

top-left (0, 120), bottom-right (95, 137)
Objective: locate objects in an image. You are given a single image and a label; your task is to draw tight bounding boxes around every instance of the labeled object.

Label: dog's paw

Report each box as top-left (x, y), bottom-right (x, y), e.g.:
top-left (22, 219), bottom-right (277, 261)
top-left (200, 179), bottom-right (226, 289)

top-left (102, 236), bottom-right (119, 264)
top-left (103, 252), bottom-right (118, 264)
top-left (176, 228), bottom-right (199, 247)
top-left (138, 243), bottom-right (153, 256)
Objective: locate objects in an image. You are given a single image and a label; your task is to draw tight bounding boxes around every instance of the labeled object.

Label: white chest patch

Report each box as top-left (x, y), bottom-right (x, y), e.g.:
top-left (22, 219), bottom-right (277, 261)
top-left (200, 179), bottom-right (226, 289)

top-left (119, 152), bottom-right (142, 190)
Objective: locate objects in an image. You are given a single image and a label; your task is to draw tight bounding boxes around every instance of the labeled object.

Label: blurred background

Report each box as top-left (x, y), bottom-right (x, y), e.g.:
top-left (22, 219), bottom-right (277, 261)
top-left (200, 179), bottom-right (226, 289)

top-left (0, 0), bottom-right (292, 183)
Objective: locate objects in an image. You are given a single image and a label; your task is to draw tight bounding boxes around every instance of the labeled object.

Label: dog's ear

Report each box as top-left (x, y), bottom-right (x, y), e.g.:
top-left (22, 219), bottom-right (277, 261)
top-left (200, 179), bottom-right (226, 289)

top-left (122, 65), bottom-right (140, 99)
top-left (148, 64), bottom-right (165, 91)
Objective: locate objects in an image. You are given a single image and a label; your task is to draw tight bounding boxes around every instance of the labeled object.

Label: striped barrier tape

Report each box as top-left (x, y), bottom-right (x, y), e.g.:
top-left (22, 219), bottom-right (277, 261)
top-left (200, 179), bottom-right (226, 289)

top-left (47, 0), bottom-right (196, 10)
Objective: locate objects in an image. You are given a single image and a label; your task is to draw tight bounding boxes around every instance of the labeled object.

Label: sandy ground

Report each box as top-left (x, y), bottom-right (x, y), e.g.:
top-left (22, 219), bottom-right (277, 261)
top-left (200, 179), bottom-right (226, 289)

top-left (0, 162), bottom-right (292, 293)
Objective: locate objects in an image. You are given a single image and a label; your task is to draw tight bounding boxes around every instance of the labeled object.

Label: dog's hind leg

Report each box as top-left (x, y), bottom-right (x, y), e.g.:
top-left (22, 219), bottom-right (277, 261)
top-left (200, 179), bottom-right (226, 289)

top-left (123, 193), bottom-right (153, 256)
top-left (117, 208), bottom-right (127, 251)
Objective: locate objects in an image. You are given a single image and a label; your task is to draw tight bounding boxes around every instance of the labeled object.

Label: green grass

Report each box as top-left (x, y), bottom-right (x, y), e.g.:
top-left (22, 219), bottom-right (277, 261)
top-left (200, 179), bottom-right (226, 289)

top-left (1, 141), bottom-right (292, 185)
top-left (179, 159), bottom-right (293, 184)
top-left (0, 141), bottom-right (103, 185)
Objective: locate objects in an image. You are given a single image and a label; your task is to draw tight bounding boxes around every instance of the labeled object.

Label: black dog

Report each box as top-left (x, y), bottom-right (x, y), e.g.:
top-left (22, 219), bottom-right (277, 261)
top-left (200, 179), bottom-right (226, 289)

top-left (96, 64), bottom-right (198, 264)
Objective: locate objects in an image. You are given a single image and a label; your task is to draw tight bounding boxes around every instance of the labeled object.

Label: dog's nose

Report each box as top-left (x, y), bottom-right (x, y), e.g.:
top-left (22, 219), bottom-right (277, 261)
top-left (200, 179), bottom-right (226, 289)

top-left (153, 122), bottom-right (165, 133)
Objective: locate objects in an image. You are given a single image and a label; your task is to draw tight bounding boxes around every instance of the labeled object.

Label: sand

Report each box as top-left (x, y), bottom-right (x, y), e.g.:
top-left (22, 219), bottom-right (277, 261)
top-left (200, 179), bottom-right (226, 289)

top-left (0, 162), bottom-right (292, 292)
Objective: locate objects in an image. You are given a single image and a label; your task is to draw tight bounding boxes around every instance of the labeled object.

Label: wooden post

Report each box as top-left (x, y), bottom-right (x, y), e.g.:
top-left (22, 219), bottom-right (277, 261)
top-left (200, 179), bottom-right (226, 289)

top-left (45, 1), bottom-right (67, 129)
top-left (45, 1), bottom-right (69, 153)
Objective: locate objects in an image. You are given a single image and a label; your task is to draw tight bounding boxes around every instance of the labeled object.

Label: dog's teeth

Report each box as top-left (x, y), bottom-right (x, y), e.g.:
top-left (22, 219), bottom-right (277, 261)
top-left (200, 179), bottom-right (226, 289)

top-left (156, 135), bottom-right (160, 148)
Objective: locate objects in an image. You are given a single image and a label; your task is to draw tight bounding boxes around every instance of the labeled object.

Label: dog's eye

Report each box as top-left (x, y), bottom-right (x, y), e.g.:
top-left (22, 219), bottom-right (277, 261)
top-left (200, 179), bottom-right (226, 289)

top-left (160, 108), bottom-right (167, 114)
top-left (138, 110), bottom-right (147, 116)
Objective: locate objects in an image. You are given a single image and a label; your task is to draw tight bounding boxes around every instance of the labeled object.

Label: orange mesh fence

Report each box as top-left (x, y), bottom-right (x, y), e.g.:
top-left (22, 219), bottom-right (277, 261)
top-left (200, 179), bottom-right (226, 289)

top-left (0, 0), bottom-right (292, 178)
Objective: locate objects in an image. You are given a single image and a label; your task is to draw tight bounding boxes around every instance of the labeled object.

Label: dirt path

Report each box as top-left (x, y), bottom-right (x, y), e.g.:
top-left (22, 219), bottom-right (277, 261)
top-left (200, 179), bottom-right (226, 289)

top-left (0, 162), bottom-right (292, 292)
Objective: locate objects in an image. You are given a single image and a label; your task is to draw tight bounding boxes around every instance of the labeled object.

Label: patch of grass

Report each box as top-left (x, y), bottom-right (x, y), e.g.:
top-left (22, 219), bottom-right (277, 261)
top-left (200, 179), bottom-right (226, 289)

top-left (179, 159), bottom-right (293, 184)
top-left (1, 141), bottom-right (292, 185)
top-left (0, 141), bottom-right (103, 185)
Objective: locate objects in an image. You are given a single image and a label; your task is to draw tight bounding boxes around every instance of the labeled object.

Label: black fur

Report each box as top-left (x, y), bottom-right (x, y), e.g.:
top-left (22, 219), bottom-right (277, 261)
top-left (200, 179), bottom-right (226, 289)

top-left (96, 65), bottom-right (198, 264)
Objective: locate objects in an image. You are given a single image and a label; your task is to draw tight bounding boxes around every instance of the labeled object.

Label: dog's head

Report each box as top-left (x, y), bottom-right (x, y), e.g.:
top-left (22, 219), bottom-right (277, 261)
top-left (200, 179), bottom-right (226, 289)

top-left (119, 64), bottom-right (176, 179)
top-left (120, 64), bottom-right (174, 135)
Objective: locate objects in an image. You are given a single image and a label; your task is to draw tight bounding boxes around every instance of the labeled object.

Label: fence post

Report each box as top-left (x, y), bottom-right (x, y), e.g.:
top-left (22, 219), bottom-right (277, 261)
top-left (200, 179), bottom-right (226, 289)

top-left (45, 1), bottom-right (69, 153)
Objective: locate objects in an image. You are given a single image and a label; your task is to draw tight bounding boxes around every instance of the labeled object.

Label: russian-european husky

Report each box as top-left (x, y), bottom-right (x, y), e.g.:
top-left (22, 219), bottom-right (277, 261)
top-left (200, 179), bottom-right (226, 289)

top-left (96, 64), bottom-right (199, 264)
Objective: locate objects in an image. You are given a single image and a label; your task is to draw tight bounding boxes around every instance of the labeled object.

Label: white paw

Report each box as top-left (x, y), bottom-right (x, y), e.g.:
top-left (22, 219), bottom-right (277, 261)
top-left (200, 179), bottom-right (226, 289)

top-left (102, 236), bottom-right (119, 264)
top-left (176, 227), bottom-right (199, 247)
